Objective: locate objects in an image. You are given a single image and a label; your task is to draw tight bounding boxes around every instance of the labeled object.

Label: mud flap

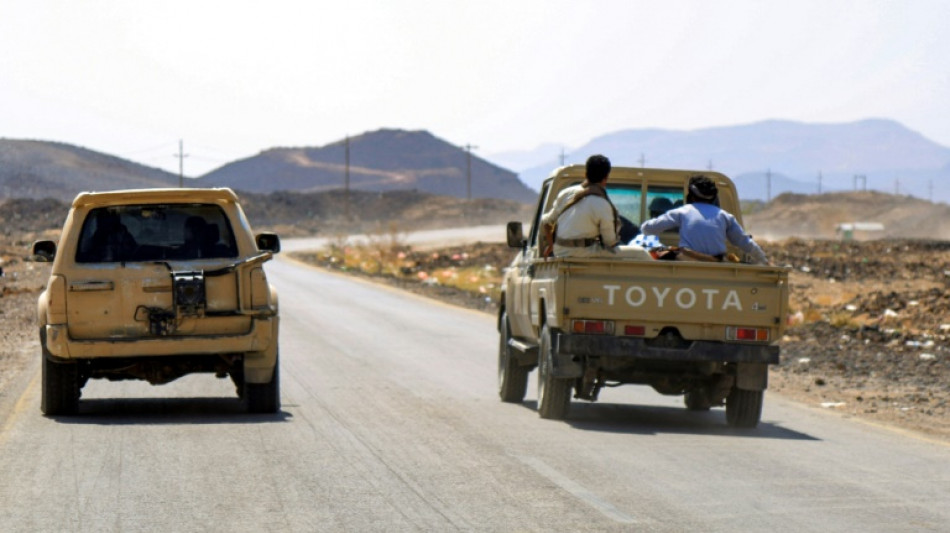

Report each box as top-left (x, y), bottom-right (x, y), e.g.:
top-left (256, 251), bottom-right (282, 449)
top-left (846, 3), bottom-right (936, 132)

top-left (735, 362), bottom-right (768, 391)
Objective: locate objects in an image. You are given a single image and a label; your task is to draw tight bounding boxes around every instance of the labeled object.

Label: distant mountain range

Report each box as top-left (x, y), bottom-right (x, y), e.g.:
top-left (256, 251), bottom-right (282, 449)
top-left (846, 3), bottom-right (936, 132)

top-left (2, 119), bottom-right (948, 204)
top-left (502, 119), bottom-right (950, 203)
top-left (0, 130), bottom-right (535, 204)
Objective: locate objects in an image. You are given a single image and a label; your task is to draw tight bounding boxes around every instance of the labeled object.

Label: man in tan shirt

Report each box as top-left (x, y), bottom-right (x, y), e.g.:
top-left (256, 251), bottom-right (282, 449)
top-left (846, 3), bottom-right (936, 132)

top-left (540, 154), bottom-right (622, 258)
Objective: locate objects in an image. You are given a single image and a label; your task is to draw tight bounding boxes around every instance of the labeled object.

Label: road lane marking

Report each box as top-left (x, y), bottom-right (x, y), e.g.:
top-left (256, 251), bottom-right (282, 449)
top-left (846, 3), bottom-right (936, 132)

top-left (515, 455), bottom-right (638, 525)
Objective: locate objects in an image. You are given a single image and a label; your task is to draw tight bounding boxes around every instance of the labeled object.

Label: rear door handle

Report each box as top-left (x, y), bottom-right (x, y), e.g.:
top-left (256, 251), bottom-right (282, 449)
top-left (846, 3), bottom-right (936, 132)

top-left (69, 280), bottom-right (115, 292)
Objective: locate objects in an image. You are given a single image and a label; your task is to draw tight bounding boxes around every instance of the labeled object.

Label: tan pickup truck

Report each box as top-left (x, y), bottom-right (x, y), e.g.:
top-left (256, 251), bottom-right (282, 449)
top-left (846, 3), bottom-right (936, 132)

top-left (33, 188), bottom-right (281, 415)
top-left (498, 166), bottom-right (789, 427)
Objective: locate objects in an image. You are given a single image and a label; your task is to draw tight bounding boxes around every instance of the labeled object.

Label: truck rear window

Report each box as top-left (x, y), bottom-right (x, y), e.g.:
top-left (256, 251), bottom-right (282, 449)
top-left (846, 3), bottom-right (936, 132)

top-left (75, 204), bottom-right (239, 263)
top-left (644, 186), bottom-right (686, 221)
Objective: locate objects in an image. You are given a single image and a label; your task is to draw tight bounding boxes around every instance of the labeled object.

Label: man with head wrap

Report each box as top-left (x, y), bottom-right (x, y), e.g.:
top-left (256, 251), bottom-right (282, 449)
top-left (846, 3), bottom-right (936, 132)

top-left (640, 175), bottom-right (769, 264)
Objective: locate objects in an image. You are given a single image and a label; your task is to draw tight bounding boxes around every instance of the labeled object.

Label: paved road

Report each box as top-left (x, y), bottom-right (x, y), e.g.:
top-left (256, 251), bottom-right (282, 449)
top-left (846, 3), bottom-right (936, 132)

top-left (1, 257), bottom-right (949, 532)
top-left (280, 224), bottom-right (508, 253)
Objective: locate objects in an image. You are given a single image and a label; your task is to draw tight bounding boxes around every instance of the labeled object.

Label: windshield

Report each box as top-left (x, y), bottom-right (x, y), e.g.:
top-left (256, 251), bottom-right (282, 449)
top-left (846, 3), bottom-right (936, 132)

top-left (76, 204), bottom-right (238, 263)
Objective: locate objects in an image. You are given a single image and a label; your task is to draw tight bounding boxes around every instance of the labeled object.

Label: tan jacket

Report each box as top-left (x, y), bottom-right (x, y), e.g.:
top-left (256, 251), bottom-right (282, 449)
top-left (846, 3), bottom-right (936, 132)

top-left (541, 184), bottom-right (619, 257)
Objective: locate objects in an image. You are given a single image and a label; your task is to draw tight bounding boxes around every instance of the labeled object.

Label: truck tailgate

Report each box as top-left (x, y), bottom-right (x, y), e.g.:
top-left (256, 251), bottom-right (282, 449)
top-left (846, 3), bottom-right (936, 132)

top-left (559, 260), bottom-right (788, 332)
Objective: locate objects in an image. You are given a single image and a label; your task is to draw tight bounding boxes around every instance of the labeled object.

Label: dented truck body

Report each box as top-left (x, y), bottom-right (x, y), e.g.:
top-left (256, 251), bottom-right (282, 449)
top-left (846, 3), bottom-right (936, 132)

top-left (35, 188), bottom-right (281, 415)
top-left (498, 166), bottom-right (789, 427)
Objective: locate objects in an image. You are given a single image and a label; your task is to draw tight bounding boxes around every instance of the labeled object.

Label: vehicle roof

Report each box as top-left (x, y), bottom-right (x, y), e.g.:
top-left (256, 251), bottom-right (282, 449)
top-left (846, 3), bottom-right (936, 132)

top-left (545, 165), bottom-right (736, 189)
top-left (71, 188), bottom-right (240, 208)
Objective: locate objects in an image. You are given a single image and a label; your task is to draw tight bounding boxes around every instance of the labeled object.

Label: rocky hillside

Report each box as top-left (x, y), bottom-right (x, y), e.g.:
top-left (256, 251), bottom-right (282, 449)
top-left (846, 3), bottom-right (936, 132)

top-left (237, 189), bottom-right (534, 236)
top-left (0, 189), bottom-right (533, 239)
top-left (0, 139), bottom-right (178, 200)
top-left (196, 129), bottom-right (537, 203)
top-left (744, 190), bottom-right (950, 240)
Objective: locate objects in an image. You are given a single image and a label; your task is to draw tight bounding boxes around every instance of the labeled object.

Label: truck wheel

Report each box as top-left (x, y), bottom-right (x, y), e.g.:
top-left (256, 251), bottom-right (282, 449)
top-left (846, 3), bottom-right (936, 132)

top-left (245, 354), bottom-right (280, 414)
top-left (537, 324), bottom-right (571, 420)
top-left (41, 350), bottom-right (80, 416)
top-left (498, 311), bottom-right (529, 403)
top-left (725, 387), bottom-right (763, 428)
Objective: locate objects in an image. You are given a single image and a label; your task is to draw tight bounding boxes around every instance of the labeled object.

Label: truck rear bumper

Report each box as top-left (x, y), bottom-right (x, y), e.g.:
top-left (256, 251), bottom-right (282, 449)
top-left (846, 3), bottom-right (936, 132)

top-left (44, 318), bottom-right (276, 360)
top-left (553, 332), bottom-right (779, 372)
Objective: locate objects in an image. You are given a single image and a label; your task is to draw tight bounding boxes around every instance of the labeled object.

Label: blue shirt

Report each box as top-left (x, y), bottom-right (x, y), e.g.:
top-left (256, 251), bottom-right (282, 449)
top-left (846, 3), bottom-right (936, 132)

top-left (640, 203), bottom-right (768, 264)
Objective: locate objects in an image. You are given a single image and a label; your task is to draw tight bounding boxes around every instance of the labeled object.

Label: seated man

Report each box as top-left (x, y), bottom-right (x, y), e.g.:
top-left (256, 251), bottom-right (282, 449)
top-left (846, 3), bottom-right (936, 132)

top-left (84, 210), bottom-right (137, 262)
top-left (640, 175), bottom-right (769, 264)
top-left (179, 216), bottom-right (209, 259)
top-left (541, 154), bottom-right (648, 260)
top-left (540, 155), bottom-right (652, 260)
top-left (648, 196), bottom-right (673, 219)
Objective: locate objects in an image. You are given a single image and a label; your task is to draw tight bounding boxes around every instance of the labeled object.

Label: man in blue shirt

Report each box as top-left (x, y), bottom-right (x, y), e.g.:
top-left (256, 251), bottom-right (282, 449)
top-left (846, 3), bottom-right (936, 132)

top-left (640, 175), bottom-right (769, 264)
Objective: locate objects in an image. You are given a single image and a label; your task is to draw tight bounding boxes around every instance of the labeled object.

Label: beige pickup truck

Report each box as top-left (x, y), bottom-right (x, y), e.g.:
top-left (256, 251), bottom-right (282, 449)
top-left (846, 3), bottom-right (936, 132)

top-left (498, 166), bottom-right (789, 427)
top-left (33, 188), bottom-right (281, 415)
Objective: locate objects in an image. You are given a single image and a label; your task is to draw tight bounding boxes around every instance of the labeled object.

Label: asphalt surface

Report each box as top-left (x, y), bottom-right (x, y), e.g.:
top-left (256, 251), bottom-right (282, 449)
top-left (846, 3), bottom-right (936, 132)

top-left (279, 224), bottom-right (508, 253)
top-left (1, 255), bottom-right (949, 532)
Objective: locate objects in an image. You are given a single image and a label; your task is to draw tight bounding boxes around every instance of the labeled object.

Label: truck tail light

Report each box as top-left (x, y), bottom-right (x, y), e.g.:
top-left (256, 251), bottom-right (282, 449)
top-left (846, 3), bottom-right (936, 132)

top-left (47, 274), bottom-right (68, 323)
top-left (624, 325), bottom-right (646, 336)
top-left (726, 326), bottom-right (769, 342)
top-left (571, 319), bottom-right (614, 335)
top-left (249, 267), bottom-right (269, 308)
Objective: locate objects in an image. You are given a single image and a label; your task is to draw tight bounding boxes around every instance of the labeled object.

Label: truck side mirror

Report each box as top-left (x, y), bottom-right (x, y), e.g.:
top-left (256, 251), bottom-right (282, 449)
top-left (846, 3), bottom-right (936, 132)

top-left (506, 221), bottom-right (526, 249)
top-left (31, 240), bottom-right (57, 262)
top-left (255, 232), bottom-right (281, 253)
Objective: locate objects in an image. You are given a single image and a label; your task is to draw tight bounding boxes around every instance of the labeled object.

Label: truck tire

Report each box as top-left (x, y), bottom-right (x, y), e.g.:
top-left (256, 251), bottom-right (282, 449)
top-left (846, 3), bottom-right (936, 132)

top-left (41, 345), bottom-right (80, 416)
top-left (498, 311), bottom-right (529, 403)
top-left (537, 324), bottom-right (571, 420)
top-left (726, 387), bottom-right (763, 428)
top-left (245, 354), bottom-right (280, 414)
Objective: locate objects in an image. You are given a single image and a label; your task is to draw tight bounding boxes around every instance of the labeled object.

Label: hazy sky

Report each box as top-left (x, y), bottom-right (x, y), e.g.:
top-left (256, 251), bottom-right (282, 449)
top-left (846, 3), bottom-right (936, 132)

top-left (1, 0), bottom-right (948, 176)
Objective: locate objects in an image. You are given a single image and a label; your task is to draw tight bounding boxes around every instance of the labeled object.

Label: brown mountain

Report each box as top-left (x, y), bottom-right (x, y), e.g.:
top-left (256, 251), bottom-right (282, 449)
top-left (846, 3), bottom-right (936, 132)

top-left (196, 129), bottom-right (536, 203)
top-left (0, 139), bottom-right (178, 201)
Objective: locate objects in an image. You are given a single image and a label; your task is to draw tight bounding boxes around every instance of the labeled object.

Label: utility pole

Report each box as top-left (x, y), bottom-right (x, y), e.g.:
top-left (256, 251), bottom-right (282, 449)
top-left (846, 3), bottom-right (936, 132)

top-left (463, 143), bottom-right (478, 200)
top-left (818, 171), bottom-right (822, 194)
top-left (342, 135), bottom-right (351, 219)
top-left (638, 153), bottom-right (646, 168)
top-left (173, 139), bottom-right (188, 188)
top-left (707, 159), bottom-right (713, 171)
top-left (559, 148), bottom-right (567, 166)
top-left (894, 178), bottom-right (900, 196)
top-left (853, 174), bottom-right (867, 191)
top-left (766, 168), bottom-right (772, 203)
